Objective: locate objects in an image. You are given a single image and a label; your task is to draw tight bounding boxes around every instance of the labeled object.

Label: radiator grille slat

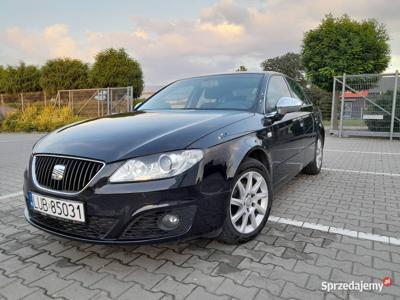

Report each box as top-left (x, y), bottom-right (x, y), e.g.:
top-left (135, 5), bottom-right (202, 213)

top-left (62, 159), bottom-right (72, 191)
top-left (34, 156), bottom-right (103, 193)
top-left (36, 157), bottom-right (47, 184)
top-left (67, 160), bottom-right (79, 191)
top-left (41, 156), bottom-right (52, 187)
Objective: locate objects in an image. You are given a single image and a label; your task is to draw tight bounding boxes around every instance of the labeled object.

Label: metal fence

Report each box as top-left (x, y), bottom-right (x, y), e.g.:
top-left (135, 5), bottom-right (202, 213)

top-left (55, 86), bottom-right (134, 117)
top-left (0, 91), bottom-right (49, 112)
top-left (330, 71), bottom-right (399, 140)
top-left (0, 86), bottom-right (136, 118)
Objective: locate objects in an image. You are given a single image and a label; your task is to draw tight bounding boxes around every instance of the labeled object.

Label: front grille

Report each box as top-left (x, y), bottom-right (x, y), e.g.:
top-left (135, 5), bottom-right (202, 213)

top-left (120, 206), bottom-right (196, 240)
top-left (30, 211), bottom-right (116, 239)
top-left (34, 155), bottom-right (104, 193)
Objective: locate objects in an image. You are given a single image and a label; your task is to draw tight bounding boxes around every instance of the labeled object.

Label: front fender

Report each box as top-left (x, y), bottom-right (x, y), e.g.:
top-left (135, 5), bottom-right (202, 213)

top-left (197, 133), bottom-right (271, 196)
top-left (190, 114), bottom-right (271, 193)
top-left (216, 134), bottom-right (271, 179)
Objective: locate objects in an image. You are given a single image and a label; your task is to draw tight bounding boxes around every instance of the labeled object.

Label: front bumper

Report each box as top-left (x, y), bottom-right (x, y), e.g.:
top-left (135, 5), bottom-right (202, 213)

top-left (23, 156), bottom-right (231, 244)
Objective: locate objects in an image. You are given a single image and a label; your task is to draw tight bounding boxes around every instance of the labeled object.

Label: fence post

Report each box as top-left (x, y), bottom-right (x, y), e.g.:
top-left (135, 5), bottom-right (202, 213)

top-left (107, 87), bottom-right (110, 115)
top-left (20, 93), bottom-right (24, 112)
top-left (98, 94), bottom-right (100, 117)
top-left (389, 70), bottom-right (399, 140)
top-left (110, 88), bottom-right (113, 114)
top-left (0, 94), bottom-right (3, 105)
top-left (71, 91), bottom-right (74, 113)
top-left (129, 86), bottom-right (133, 112)
top-left (56, 91), bottom-right (60, 108)
top-left (127, 86), bottom-right (130, 112)
top-left (339, 73), bottom-right (346, 138)
top-left (330, 78), bottom-right (337, 131)
top-left (44, 91), bottom-right (47, 106)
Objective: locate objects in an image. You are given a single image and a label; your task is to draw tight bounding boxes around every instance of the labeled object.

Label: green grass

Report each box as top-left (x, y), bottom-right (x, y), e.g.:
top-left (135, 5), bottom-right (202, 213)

top-left (323, 119), bottom-right (367, 127)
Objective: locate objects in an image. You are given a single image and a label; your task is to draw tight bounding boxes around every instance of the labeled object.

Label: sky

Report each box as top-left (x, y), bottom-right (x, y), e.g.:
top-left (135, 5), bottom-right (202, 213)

top-left (0, 0), bottom-right (399, 86)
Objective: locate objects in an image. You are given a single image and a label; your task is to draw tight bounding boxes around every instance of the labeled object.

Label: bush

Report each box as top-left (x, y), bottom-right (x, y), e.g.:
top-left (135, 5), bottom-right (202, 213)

top-left (364, 91), bottom-right (400, 132)
top-left (304, 84), bottom-right (332, 120)
top-left (2, 105), bottom-right (81, 132)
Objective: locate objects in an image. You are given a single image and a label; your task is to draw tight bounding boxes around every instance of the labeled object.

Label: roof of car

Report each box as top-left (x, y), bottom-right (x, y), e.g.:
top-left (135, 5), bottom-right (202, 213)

top-left (179, 71), bottom-right (282, 81)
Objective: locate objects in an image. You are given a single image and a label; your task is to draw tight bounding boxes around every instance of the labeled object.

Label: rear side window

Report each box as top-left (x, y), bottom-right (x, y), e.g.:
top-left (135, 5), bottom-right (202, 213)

top-left (286, 77), bottom-right (308, 103)
top-left (265, 76), bottom-right (291, 112)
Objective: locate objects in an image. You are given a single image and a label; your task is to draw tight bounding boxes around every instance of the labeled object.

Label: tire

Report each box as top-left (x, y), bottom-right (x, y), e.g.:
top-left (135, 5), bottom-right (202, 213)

top-left (302, 135), bottom-right (323, 175)
top-left (218, 158), bottom-right (273, 244)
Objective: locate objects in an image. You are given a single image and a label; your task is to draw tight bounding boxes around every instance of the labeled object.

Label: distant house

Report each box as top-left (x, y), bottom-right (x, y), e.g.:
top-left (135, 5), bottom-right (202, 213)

top-left (342, 90), bottom-right (369, 119)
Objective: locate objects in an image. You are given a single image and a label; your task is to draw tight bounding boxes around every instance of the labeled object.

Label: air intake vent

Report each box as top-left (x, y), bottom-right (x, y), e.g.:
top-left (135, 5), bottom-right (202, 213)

top-left (34, 155), bottom-right (104, 193)
top-left (30, 211), bottom-right (116, 239)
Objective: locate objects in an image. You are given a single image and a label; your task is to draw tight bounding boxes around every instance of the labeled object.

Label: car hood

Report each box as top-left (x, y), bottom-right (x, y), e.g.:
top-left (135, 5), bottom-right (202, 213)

top-left (33, 110), bottom-right (252, 162)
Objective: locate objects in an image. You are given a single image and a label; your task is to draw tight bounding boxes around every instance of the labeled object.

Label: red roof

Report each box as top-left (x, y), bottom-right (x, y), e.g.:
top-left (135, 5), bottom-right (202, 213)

top-left (343, 90), bottom-right (368, 99)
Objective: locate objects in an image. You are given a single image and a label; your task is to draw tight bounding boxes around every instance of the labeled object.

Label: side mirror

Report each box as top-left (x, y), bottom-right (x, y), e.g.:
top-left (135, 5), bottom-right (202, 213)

top-left (276, 97), bottom-right (303, 115)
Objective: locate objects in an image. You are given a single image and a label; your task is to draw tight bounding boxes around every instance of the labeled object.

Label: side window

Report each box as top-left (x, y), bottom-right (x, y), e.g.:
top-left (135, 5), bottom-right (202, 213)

top-left (266, 76), bottom-right (291, 112)
top-left (286, 77), bottom-right (308, 103)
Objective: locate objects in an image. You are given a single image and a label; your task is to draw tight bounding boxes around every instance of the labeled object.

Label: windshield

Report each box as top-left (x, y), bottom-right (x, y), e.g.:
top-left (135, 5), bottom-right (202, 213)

top-left (140, 74), bottom-right (264, 111)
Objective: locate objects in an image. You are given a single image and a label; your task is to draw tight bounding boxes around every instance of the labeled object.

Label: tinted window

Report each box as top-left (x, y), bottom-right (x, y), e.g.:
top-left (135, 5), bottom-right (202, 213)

top-left (286, 77), bottom-right (306, 102)
top-left (140, 74), bottom-right (264, 111)
top-left (142, 85), bottom-right (194, 109)
top-left (265, 76), bottom-right (291, 112)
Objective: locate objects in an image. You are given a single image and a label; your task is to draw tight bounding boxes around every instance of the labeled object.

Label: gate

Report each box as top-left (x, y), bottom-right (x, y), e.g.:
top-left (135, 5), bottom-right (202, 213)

top-left (55, 86), bottom-right (134, 118)
top-left (330, 71), bottom-right (399, 140)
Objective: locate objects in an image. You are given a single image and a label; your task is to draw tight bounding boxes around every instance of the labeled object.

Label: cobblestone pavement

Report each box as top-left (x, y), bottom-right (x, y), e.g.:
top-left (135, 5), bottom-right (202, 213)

top-left (0, 133), bottom-right (399, 299)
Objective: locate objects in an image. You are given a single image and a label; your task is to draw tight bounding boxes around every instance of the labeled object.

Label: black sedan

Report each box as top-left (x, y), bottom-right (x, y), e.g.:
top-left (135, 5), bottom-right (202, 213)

top-left (24, 72), bottom-right (324, 244)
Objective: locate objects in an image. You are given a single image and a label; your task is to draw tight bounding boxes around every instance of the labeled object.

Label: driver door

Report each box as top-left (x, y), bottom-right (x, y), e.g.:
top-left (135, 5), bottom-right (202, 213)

top-left (264, 75), bottom-right (305, 187)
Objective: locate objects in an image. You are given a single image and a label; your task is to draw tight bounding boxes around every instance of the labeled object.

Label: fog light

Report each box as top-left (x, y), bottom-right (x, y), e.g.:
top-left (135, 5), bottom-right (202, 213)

top-left (159, 214), bottom-right (180, 231)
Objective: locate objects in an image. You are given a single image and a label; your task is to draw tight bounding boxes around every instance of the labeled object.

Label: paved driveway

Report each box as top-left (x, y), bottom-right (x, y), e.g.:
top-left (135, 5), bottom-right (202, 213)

top-left (0, 133), bottom-right (399, 300)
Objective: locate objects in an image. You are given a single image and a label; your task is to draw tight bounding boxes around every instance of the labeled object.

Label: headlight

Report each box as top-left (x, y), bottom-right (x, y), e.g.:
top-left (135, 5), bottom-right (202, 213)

top-left (109, 149), bottom-right (204, 182)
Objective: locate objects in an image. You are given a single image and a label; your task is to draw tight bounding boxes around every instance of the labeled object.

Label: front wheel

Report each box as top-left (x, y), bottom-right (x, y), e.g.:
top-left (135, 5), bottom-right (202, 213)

top-left (302, 136), bottom-right (323, 175)
top-left (218, 158), bottom-right (273, 244)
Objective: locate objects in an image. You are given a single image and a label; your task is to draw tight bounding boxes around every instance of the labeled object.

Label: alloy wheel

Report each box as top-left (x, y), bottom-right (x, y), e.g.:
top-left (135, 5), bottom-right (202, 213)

top-left (230, 171), bottom-right (269, 234)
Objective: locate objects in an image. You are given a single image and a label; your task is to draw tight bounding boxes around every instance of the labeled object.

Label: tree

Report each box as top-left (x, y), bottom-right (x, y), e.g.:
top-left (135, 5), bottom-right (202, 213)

top-left (236, 65), bottom-right (247, 71)
top-left (40, 58), bottom-right (90, 94)
top-left (261, 52), bottom-right (305, 83)
top-left (90, 48), bottom-right (144, 98)
top-left (1, 63), bottom-right (41, 93)
top-left (302, 14), bottom-right (390, 91)
top-left (260, 52), bottom-right (333, 117)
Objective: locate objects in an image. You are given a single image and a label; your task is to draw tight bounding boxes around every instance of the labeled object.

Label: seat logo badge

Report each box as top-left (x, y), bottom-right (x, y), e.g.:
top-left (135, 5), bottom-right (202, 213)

top-left (51, 165), bottom-right (66, 181)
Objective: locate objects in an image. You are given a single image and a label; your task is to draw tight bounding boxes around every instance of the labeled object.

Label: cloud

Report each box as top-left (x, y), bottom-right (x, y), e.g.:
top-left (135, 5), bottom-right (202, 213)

top-left (1, 0), bottom-right (400, 84)
top-left (42, 24), bottom-right (78, 57)
top-left (2, 24), bottom-right (90, 64)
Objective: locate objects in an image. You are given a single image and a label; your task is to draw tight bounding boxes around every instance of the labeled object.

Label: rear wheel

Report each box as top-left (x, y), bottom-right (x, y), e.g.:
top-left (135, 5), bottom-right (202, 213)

top-left (218, 158), bottom-right (273, 244)
top-left (302, 136), bottom-right (323, 175)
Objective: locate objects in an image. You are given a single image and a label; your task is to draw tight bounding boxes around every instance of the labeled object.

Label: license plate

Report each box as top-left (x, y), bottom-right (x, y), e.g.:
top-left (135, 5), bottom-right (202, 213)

top-left (29, 192), bottom-right (85, 222)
